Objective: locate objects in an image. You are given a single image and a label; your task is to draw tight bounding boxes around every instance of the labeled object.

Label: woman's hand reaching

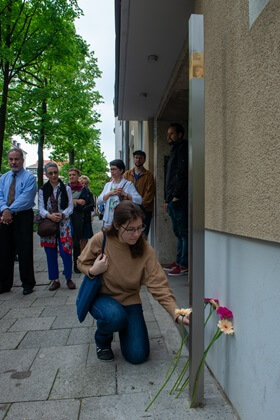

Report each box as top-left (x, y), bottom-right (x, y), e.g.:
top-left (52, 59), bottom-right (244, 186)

top-left (176, 314), bottom-right (190, 326)
top-left (89, 253), bottom-right (108, 277)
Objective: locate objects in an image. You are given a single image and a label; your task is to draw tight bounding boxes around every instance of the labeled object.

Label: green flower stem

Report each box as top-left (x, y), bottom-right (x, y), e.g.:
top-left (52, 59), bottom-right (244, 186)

top-left (190, 328), bottom-right (222, 407)
top-left (145, 357), bottom-right (181, 411)
top-left (170, 357), bottom-right (190, 394)
top-left (166, 322), bottom-right (189, 377)
top-left (176, 374), bottom-right (190, 397)
top-left (146, 322), bottom-right (189, 411)
top-left (204, 305), bottom-right (214, 327)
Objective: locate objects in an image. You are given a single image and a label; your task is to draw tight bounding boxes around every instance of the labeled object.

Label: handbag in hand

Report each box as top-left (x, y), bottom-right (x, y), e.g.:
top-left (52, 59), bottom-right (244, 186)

top-left (76, 231), bottom-right (106, 322)
top-left (37, 217), bottom-right (59, 237)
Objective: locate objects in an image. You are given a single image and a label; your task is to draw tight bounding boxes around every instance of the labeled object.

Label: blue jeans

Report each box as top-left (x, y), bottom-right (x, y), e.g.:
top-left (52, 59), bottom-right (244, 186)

top-left (168, 199), bottom-right (188, 267)
top-left (90, 294), bottom-right (150, 364)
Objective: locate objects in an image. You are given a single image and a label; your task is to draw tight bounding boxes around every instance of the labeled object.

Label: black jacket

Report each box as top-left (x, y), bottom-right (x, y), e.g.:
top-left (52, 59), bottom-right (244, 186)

top-left (82, 189), bottom-right (95, 223)
top-left (165, 139), bottom-right (188, 203)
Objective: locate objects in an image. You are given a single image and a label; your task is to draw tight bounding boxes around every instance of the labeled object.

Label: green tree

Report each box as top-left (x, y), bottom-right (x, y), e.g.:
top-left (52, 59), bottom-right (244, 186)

top-left (56, 137), bottom-right (109, 196)
top-left (0, 0), bottom-right (81, 170)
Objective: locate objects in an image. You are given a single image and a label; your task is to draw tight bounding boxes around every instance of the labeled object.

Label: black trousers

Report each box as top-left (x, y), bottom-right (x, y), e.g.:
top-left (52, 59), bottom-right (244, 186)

top-left (71, 210), bottom-right (83, 269)
top-left (0, 209), bottom-right (36, 293)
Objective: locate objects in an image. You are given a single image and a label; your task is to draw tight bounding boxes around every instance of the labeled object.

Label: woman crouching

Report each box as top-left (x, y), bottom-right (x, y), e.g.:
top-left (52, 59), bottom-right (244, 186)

top-left (77, 201), bottom-right (189, 364)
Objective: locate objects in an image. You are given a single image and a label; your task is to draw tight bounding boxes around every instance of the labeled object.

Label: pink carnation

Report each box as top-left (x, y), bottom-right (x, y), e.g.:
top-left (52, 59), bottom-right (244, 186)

top-left (204, 298), bottom-right (219, 305)
top-left (217, 306), bottom-right (233, 319)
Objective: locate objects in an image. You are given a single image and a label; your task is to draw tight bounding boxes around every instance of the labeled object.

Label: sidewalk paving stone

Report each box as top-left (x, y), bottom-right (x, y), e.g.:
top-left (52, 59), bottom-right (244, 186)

top-left (50, 365), bottom-right (116, 399)
top-left (0, 367), bottom-right (57, 404)
top-left (0, 332), bottom-right (26, 350)
top-left (18, 329), bottom-right (71, 349)
top-left (30, 296), bottom-right (68, 307)
top-left (0, 404), bottom-right (10, 420)
top-left (4, 399), bottom-right (80, 420)
top-left (0, 318), bottom-right (16, 333)
top-left (78, 392), bottom-right (189, 420)
top-left (9, 316), bottom-right (56, 332)
top-left (0, 297), bottom-right (37, 310)
top-left (66, 326), bottom-right (95, 345)
top-left (40, 304), bottom-right (76, 317)
top-left (50, 313), bottom-right (93, 329)
top-left (31, 344), bottom-right (89, 370)
top-left (0, 348), bottom-right (39, 373)
top-left (2, 307), bottom-right (43, 319)
top-left (117, 359), bottom-right (175, 394)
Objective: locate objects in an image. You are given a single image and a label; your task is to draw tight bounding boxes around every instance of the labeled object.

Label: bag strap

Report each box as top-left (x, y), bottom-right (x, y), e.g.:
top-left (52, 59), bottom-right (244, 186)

top-left (101, 231), bottom-right (106, 256)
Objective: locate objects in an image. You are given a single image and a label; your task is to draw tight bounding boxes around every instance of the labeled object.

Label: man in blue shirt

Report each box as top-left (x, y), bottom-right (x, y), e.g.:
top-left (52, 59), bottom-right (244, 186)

top-left (0, 148), bottom-right (36, 295)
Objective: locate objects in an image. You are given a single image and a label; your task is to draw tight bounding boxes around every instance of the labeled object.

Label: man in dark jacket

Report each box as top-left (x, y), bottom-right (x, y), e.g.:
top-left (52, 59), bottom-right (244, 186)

top-left (163, 123), bottom-right (188, 276)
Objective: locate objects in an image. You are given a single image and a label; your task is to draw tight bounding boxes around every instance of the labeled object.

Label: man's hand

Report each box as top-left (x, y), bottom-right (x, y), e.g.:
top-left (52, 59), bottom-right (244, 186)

top-left (1, 209), bottom-right (13, 224)
top-left (164, 203), bottom-right (168, 212)
top-left (172, 197), bottom-right (180, 202)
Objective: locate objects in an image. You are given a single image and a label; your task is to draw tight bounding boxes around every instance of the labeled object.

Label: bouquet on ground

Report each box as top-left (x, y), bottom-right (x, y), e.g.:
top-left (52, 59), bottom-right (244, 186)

top-left (146, 298), bottom-right (234, 410)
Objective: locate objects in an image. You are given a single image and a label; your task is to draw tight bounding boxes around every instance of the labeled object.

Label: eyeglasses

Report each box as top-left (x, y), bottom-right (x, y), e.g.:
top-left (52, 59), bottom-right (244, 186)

top-left (47, 171), bottom-right (58, 176)
top-left (121, 224), bottom-right (146, 234)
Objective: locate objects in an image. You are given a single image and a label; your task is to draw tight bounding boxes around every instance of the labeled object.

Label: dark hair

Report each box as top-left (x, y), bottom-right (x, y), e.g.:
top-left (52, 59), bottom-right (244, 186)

top-left (133, 150), bottom-right (146, 159)
top-left (109, 159), bottom-right (125, 174)
top-left (68, 167), bottom-right (81, 176)
top-left (106, 201), bottom-right (145, 258)
top-left (169, 123), bottom-right (184, 138)
top-left (8, 148), bottom-right (24, 158)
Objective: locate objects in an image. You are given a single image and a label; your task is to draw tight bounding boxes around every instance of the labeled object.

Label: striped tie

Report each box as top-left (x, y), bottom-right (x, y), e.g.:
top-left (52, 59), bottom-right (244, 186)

top-left (7, 173), bottom-right (17, 206)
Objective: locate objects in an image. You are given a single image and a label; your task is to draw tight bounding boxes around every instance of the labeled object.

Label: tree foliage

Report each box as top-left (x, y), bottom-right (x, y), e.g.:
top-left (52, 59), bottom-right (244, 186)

top-left (0, 0), bottom-right (82, 169)
top-left (0, 0), bottom-right (108, 191)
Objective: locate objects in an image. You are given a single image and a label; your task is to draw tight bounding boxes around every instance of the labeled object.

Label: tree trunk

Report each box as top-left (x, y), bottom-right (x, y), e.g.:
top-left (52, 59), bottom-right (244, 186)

top-left (37, 99), bottom-right (47, 188)
top-left (0, 63), bottom-right (10, 172)
top-left (69, 150), bottom-right (74, 165)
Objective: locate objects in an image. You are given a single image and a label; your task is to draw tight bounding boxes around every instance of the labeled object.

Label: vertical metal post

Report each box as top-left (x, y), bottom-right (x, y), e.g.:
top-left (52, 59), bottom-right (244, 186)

top-left (188, 14), bottom-right (205, 407)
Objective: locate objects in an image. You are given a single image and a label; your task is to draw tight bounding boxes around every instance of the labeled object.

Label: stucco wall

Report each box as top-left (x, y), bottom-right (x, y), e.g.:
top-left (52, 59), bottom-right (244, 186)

top-left (205, 230), bottom-right (280, 419)
top-left (196, 0), bottom-right (280, 242)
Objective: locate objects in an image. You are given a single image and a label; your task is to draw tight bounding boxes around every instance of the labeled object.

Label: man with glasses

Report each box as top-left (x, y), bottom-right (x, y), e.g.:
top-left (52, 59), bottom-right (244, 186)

top-left (0, 148), bottom-right (36, 294)
top-left (124, 150), bottom-right (155, 237)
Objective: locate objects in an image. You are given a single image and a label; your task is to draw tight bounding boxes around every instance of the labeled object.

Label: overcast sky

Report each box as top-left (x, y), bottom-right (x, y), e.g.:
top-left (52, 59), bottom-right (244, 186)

top-left (23, 0), bottom-right (115, 166)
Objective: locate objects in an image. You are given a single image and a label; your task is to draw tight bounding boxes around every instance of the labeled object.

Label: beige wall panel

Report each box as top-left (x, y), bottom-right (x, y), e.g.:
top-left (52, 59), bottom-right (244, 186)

top-left (195, 0), bottom-right (280, 242)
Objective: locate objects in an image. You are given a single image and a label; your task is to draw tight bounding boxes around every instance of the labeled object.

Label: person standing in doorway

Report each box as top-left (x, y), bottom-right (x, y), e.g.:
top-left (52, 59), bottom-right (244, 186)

top-left (0, 148), bottom-right (36, 295)
top-left (124, 150), bottom-right (155, 237)
top-left (163, 123), bottom-right (188, 277)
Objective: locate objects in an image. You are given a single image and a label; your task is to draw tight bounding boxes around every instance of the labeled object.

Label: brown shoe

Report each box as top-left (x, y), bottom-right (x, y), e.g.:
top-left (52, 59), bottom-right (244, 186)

top-left (67, 280), bottom-right (76, 290)
top-left (49, 281), bottom-right (60, 291)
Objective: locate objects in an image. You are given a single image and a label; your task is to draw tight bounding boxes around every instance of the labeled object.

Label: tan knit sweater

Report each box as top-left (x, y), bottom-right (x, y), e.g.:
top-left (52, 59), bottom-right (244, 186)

top-left (77, 231), bottom-right (178, 320)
